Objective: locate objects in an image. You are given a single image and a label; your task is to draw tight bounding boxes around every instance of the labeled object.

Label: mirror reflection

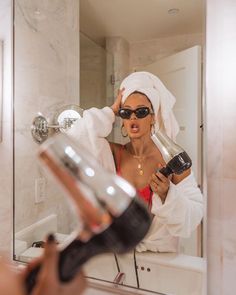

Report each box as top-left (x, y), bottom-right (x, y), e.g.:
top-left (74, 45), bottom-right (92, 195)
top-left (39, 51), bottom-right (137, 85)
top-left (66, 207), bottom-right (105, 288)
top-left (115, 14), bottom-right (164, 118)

top-left (14, 0), bottom-right (205, 294)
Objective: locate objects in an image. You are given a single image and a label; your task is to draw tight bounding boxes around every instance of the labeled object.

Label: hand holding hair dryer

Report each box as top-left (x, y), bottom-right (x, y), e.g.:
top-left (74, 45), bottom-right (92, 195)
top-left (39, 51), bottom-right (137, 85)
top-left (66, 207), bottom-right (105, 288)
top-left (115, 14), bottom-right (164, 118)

top-left (25, 133), bottom-right (151, 294)
top-left (151, 130), bottom-right (192, 177)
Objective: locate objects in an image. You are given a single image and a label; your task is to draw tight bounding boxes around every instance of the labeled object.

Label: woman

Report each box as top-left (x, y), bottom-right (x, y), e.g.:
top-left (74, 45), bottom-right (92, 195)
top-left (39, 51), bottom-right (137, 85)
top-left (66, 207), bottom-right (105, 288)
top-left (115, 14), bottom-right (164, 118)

top-left (110, 89), bottom-right (189, 208)
top-left (68, 71), bottom-right (203, 253)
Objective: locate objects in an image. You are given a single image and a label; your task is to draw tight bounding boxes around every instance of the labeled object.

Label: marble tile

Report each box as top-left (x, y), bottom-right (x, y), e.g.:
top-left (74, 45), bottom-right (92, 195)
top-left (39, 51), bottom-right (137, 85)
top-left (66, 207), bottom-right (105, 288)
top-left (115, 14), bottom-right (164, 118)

top-left (222, 257), bottom-right (236, 295)
top-left (222, 109), bottom-right (236, 179)
top-left (78, 33), bottom-right (109, 111)
top-left (207, 179), bottom-right (222, 220)
top-left (0, 0), bottom-right (13, 255)
top-left (221, 180), bottom-right (236, 220)
top-left (13, 0), bottom-right (80, 246)
top-left (106, 37), bottom-right (130, 144)
top-left (206, 0), bottom-right (236, 294)
top-left (207, 216), bottom-right (223, 295)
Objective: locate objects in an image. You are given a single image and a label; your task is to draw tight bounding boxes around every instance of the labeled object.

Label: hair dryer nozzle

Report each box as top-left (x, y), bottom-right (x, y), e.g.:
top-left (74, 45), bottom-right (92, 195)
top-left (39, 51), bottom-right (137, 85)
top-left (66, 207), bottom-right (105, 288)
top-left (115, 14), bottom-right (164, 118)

top-left (151, 130), bottom-right (192, 177)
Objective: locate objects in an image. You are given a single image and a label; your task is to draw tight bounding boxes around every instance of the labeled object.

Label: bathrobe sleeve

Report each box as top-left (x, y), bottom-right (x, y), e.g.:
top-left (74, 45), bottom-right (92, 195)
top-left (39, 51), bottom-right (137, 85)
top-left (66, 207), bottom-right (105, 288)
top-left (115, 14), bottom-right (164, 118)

top-left (67, 106), bottom-right (116, 173)
top-left (151, 172), bottom-right (203, 238)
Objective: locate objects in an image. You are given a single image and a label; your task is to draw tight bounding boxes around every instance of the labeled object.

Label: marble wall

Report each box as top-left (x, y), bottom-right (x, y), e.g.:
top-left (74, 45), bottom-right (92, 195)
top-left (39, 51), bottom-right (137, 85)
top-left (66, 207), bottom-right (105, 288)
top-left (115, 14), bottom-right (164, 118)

top-left (206, 0), bottom-right (236, 294)
top-left (14, 0), bottom-right (80, 236)
top-left (129, 33), bottom-right (203, 70)
top-left (80, 33), bottom-right (113, 110)
top-left (0, 0), bottom-right (13, 255)
top-left (106, 37), bottom-right (130, 144)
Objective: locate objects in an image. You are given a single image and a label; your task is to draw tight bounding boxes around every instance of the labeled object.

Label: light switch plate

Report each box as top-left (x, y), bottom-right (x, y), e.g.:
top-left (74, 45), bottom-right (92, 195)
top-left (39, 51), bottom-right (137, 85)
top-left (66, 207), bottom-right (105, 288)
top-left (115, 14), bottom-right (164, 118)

top-left (35, 177), bottom-right (46, 203)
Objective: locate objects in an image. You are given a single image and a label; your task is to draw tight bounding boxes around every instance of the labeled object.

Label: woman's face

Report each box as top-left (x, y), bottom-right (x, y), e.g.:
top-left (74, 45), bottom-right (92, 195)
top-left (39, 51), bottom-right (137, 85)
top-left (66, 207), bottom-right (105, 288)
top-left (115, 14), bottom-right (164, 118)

top-left (121, 93), bottom-right (155, 139)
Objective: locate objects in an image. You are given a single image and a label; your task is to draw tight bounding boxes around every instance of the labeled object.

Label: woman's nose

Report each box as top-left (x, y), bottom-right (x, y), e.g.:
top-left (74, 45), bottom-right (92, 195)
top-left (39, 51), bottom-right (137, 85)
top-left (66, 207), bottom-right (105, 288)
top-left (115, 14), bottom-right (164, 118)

top-left (130, 112), bottom-right (137, 119)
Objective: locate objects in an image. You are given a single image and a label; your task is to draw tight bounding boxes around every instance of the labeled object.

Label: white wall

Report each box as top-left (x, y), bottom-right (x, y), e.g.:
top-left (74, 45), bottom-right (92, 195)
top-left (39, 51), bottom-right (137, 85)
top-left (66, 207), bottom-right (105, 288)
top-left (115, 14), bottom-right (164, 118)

top-left (130, 33), bottom-right (203, 70)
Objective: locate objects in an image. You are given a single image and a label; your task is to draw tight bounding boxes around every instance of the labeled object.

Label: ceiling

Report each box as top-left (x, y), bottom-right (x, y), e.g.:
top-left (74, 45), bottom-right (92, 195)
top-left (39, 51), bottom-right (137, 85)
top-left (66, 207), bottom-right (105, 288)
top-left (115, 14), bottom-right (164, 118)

top-left (80, 0), bottom-right (205, 46)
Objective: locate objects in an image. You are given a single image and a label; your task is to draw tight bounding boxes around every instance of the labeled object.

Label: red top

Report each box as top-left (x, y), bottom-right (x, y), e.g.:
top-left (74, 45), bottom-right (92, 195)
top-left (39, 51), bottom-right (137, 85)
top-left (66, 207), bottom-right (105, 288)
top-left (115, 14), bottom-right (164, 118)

top-left (116, 145), bottom-right (153, 209)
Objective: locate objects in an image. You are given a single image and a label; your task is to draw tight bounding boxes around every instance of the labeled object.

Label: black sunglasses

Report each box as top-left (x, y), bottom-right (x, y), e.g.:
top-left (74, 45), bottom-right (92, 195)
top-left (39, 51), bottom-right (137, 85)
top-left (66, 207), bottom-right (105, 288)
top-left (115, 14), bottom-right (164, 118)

top-left (118, 107), bottom-right (153, 119)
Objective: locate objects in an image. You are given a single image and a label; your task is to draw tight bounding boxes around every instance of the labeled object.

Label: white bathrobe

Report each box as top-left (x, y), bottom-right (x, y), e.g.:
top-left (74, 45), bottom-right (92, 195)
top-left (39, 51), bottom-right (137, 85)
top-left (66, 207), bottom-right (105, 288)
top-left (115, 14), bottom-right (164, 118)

top-left (67, 107), bottom-right (203, 253)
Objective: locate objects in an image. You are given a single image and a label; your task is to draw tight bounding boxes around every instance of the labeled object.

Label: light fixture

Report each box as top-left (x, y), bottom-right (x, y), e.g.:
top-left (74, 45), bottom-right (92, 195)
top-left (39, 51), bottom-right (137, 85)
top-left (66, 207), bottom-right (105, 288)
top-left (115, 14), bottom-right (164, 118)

top-left (168, 8), bottom-right (180, 15)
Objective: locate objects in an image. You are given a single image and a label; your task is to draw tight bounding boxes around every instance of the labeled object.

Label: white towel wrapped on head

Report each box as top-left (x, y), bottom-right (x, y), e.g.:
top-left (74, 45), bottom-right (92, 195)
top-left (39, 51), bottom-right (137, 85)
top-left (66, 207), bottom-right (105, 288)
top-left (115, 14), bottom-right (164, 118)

top-left (120, 71), bottom-right (179, 140)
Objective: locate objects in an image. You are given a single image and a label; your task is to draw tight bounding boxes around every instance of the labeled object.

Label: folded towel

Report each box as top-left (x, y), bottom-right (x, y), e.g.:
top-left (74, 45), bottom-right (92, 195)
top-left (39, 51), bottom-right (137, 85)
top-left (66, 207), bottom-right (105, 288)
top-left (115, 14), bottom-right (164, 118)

top-left (120, 71), bottom-right (179, 140)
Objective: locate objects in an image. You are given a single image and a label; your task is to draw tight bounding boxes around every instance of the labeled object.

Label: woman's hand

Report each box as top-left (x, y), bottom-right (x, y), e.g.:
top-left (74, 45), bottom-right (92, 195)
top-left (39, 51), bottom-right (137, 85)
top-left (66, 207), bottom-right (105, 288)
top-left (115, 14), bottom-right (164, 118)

top-left (149, 164), bottom-right (170, 204)
top-left (0, 258), bottom-right (25, 295)
top-left (21, 234), bottom-right (86, 295)
top-left (0, 235), bottom-right (86, 295)
top-left (111, 87), bottom-right (125, 115)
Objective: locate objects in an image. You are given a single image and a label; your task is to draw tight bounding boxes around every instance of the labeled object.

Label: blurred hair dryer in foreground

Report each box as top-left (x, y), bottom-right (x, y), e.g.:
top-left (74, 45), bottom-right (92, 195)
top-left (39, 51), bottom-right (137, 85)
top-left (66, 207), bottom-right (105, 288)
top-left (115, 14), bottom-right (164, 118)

top-left (25, 133), bottom-right (151, 294)
top-left (151, 130), bottom-right (192, 177)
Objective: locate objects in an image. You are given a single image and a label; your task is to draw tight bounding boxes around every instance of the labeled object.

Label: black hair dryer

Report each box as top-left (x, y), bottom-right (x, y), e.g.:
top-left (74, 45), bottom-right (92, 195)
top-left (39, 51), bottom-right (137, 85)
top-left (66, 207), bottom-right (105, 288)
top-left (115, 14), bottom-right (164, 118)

top-left (151, 130), bottom-right (192, 177)
top-left (25, 133), bottom-right (151, 294)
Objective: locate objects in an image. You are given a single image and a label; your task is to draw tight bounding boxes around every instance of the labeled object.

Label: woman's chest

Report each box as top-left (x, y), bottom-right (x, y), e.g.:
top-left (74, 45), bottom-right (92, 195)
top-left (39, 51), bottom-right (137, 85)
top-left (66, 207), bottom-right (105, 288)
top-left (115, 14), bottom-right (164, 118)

top-left (119, 153), bottom-right (165, 189)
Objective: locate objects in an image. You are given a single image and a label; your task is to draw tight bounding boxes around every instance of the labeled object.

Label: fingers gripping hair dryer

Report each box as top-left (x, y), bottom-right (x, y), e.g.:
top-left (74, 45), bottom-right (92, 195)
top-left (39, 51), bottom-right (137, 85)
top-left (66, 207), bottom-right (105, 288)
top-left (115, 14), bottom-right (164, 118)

top-left (151, 130), bottom-right (192, 177)
top-left (25, 133), bottom-right (151, 294)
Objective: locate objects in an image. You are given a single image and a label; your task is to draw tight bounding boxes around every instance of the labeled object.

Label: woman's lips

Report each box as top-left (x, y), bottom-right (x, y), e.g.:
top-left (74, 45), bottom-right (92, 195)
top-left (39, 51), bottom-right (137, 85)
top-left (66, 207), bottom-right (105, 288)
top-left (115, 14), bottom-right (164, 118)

top-left (130, 123), bottom-right (139, 133)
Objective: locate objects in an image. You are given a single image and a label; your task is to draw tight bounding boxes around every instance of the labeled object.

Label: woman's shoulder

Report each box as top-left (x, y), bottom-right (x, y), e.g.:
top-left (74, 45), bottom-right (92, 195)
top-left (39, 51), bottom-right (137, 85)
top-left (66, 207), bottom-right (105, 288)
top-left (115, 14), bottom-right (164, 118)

top-left (109, 142), bottom-right (125, 169)
top-left (109, 142), bottom-right (124, 154)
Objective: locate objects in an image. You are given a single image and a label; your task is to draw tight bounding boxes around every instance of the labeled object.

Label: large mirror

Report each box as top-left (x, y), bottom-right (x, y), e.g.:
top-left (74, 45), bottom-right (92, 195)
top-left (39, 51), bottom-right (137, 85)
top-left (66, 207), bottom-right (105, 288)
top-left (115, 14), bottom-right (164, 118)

top-left (13, 0), bottom-right (206, 294)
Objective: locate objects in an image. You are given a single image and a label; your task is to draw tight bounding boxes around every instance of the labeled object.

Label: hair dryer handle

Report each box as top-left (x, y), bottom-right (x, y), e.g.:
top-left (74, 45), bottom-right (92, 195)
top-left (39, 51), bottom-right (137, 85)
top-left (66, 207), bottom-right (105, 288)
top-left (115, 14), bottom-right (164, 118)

top-left (25, 238), bottom-right (103, 294)
top-left (158, 166), bottom-right (173, 177)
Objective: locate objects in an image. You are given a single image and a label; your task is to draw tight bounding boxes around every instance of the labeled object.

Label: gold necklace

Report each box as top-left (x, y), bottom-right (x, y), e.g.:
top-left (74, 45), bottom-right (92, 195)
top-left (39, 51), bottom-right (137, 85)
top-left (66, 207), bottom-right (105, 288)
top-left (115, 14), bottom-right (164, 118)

top-left (133, 155), bottom-right (144, 176)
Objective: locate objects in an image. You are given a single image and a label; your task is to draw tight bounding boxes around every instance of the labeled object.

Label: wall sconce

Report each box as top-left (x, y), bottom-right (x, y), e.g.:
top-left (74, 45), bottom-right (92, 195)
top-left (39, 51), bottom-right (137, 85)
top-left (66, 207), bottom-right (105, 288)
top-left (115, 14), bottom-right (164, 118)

top-left (31, 104), bottom-right (83, 144)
